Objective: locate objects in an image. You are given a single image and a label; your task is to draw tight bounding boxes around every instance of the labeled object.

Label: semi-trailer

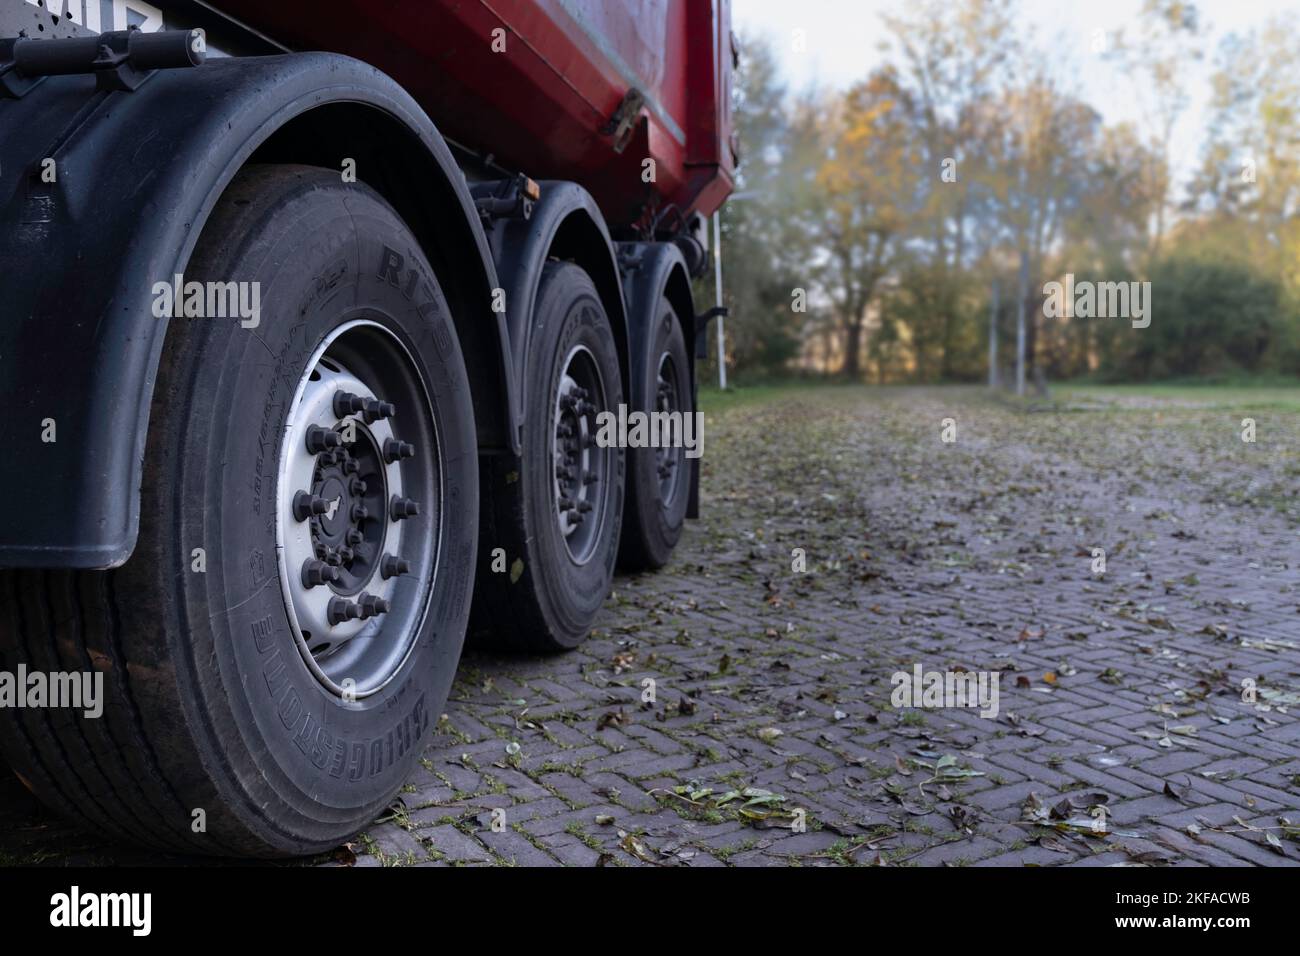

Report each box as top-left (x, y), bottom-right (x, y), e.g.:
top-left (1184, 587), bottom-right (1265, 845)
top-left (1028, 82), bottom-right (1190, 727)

top-left (0, 0), bottom-right (734, 856)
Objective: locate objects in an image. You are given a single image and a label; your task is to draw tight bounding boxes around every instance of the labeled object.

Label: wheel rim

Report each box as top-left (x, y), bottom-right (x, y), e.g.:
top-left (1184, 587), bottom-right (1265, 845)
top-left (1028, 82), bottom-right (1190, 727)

top-left (552, 343), bottom-right (612, 565)
top-left (655, 350), bottom-right (685, 506)
top-left (276, 319), bottom-right (442, 699)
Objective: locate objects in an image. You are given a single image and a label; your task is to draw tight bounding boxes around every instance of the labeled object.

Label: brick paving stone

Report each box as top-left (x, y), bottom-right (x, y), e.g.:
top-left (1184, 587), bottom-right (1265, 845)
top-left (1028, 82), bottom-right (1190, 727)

top-left (3, 386), bottom-right (1299, 867)
top-left (367, 825), bottom-right (432, 864)
top-left (476, 828), bottom-right (559, 867)
top-left (420, 825), bottom-right (492, 864)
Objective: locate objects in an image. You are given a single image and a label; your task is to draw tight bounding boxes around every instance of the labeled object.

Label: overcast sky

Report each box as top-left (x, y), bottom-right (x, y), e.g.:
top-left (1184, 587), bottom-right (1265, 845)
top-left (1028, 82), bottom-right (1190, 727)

top-left (733, 0), bottom-right (1297, 184)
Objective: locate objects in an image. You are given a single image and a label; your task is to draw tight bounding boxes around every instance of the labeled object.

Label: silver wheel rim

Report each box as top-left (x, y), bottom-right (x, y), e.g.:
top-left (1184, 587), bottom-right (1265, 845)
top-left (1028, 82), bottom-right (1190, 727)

top-left (552, 343), bottom-right (611, 565)
top-left (275, 319), bottom-right (442, 699)
top-left (655, 350), bottom-right (685, 505)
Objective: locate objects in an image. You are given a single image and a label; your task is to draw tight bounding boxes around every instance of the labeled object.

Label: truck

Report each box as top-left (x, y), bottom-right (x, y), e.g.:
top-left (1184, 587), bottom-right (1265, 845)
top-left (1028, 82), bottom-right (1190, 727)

top-left (0, 0), bottom-right (734, 857)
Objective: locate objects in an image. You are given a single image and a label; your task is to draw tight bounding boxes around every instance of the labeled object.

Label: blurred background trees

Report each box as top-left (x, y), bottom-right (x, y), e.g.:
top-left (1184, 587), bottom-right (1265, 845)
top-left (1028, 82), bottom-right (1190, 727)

top-left (712, 0), bottom-right (1300, 386)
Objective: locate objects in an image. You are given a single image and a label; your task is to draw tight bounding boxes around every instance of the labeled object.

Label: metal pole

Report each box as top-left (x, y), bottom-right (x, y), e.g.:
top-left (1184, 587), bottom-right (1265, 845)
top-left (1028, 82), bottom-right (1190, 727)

top-left (988, 279), bottom-right (999, 389)
top-left (713, 210), bottom-right (727, 390)
top-left (1015, 253), bottom-right (1027, 397)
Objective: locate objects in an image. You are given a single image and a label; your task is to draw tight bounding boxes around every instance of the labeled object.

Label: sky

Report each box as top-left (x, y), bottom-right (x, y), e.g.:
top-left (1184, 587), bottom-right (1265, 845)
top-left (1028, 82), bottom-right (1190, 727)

top-left (732, 0), bottom-right (1298, 185)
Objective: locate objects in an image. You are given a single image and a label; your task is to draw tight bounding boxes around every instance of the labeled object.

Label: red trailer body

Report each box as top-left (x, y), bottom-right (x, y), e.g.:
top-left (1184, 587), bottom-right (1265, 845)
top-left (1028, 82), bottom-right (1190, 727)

top-left (215, 0), bottom-right (736, 229)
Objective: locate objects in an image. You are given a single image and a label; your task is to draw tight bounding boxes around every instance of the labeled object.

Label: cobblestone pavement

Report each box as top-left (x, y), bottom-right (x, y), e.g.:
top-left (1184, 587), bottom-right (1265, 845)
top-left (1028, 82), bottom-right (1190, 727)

top-left (4, 385), bottom-right (1300, 866)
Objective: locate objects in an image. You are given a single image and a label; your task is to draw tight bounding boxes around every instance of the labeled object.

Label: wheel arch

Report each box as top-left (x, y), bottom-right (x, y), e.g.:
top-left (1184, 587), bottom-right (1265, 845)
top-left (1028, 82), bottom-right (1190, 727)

top-left (0, 52), bottom-right (514, 570)
top-left (614, 241), bottom-right (702, 522)
top-left (249, 101), bottom-right (516, 460)
top-left (485, 182), bottom-right (630, 443)
top-left (615, 242), bottom-right (697, 410)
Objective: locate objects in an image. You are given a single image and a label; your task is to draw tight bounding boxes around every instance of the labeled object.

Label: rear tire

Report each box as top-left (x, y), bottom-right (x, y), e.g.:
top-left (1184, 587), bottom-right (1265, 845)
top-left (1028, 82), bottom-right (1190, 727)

top-left (0, 165), bottom-right (478, 857)
top-left (619, 299), bottom-right (691, 570)
top-left (471, 262), bottom-right (625, 652)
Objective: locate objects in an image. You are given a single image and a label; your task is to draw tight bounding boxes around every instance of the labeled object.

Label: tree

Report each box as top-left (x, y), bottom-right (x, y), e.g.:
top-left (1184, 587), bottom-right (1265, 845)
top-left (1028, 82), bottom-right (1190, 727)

top-left (1108, 0), bottom-right (1205, 261)
top-left (814, 68), bottom-right (918, 379)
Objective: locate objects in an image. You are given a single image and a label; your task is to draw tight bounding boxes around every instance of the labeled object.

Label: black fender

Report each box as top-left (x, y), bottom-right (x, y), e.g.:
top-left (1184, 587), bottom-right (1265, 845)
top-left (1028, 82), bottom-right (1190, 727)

top-left (0, 52), bottom-right (515, 570)
top-left (482, 181), bottom-right (629, 445)
top-left (614, 241), bottom-right (701, 519)
top-left (614, 241), bottom-right (697, 410)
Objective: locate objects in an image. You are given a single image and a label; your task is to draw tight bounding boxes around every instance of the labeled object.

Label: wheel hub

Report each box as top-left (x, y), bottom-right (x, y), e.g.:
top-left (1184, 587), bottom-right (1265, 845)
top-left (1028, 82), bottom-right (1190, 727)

top-left (306, 429), bottom-right (387, 591)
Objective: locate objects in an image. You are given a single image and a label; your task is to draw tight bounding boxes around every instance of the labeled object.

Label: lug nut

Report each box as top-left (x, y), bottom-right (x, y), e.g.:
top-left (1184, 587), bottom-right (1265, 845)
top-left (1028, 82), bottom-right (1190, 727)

top-left (383, 439), bottom-right (415, 463)
top-left (363, 398), bottom-right (396, 423)
top-left (327, 597), bottom-right (362, 626)
top-left (342, 458), bottom-right (360, 475)
top-left (301, 559), bottom-right (340, 588)
top-left (349, 478), bottom-right (368, 495)
top-left (336, 546), bottom-right (355, 564)
top-left (351, 503), bottom-right (369, 522)
top-left (357, 593), bottom-right (391, 618)
top-left (323, 548), bottom-right (343, 567)
top-left (306, 425), bottom-right (343, 455)
top-left (293, 490), bottom-right (330, 522)
top-left (381, 554), bottom-right (411, 579)
top-left (390, 496), bottom-right (420, 520)
top-left (346, 529), bottom-right (364, 546)
top-left (333, 391), bottom-right (368, 417)
top-left (577, 500), bottom-right (593, 514)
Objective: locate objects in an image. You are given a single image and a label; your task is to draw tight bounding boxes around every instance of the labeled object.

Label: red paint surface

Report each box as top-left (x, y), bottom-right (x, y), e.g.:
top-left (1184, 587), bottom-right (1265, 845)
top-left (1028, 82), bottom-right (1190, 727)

top-left (215, 0), bottom-right (735, 229)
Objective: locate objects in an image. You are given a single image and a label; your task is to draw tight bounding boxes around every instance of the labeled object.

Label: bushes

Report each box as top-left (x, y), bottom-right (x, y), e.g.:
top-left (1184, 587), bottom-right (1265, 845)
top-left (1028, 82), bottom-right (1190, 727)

top-left (1112, 256), bottom-right (1294, 380)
